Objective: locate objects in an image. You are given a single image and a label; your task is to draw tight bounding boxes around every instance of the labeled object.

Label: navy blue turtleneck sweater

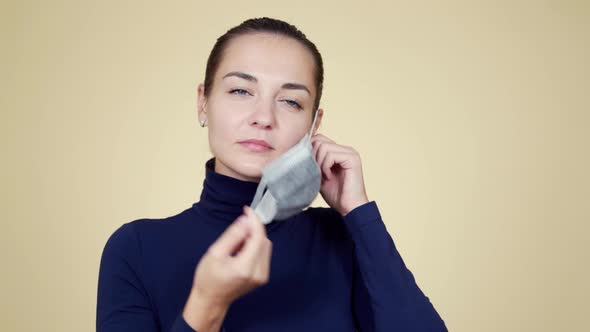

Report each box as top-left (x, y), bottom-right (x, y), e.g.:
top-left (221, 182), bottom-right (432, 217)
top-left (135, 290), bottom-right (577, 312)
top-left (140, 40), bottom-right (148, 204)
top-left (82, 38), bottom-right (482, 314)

top-left (97, 158), bottom-right (447, 331)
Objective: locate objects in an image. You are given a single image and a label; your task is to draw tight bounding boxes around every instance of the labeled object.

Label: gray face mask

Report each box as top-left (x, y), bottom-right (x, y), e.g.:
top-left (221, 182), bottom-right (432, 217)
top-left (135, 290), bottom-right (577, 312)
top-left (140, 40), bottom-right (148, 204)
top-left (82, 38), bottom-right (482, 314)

top-left (250, 110), bottom-right (321, 224)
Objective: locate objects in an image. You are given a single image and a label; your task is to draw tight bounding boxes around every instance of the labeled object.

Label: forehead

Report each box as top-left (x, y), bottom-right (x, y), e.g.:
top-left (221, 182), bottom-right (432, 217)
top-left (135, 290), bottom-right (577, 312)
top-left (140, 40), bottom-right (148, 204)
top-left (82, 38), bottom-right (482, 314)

top-left (216, 33), bottom-right (316, 89)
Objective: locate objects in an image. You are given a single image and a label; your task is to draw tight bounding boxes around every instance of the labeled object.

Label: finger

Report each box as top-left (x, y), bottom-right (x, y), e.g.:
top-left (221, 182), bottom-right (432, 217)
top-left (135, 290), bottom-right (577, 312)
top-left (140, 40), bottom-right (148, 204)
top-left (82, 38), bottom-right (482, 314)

top-left (311, 136), bottom-right (329, 157)
top-left (208, 214), bottom-right (251, 257)
top-left (244, 206), bottom-right (264, 226)
top-left (243, 206), bottom-right (268, 239)
top-left (316, 142), bottom-right (353, 163)
top-left (311, 133), bottom-right (334, 153)
top-left (315, 142), bottom-right (354, 180)
top-left (234, 207), bottom-right (269, 267)
top-left (313, 138), bottom-right (353, 162)
top-left (311, 133), bottom-right (335, 144)
top-left (321, 150), bottom-right (356, 180)
top-left (241, 206), bottom-right (272, 284)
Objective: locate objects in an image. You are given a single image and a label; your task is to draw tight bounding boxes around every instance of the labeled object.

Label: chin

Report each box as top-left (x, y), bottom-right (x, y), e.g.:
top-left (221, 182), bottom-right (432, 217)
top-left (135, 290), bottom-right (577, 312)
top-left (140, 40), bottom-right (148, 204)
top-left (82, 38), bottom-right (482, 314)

top-left (237, 150), bottom-right (279, 174)
top-left (220, 154), bottom-right (266, 181)
top-left (236, 162), bottom-right (263, 180)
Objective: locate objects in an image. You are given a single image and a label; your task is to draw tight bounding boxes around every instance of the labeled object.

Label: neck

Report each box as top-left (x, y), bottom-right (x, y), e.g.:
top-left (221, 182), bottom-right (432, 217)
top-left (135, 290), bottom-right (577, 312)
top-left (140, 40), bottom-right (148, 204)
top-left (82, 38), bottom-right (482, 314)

top-left (196, 158), bottom-right (260, 224)
top-left (213, 158), bottom-right (261, 183)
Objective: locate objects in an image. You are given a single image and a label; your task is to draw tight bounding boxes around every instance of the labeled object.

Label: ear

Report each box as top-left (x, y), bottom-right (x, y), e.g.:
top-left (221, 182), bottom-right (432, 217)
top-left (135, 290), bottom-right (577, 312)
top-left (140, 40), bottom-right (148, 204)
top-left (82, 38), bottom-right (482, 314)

top-left (197, 83), bottom-right (208, 124)
top-left (311, 108), bottom-right (324, 135)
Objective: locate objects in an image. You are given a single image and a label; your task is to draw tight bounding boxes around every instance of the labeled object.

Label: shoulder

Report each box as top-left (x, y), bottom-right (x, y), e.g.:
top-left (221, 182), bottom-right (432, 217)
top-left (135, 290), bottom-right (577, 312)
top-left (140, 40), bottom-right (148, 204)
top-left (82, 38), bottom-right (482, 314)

top-left (305, 205), bottom-right (343, 224)
top-left (303, 201), bottom-right (384, 239)
top-left (304, 201), bottom-right (381, 225)
top-left (303, 206), bottom-right (350, 240)
top-left (100, 207), bottom-right (194, 259)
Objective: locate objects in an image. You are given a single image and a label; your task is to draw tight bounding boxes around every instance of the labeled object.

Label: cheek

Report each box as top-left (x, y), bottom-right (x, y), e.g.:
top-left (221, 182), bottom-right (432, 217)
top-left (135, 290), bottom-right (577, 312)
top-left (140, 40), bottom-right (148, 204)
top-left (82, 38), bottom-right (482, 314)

top-left (208, 118), bottom-right (238, 148)
top-left (277, 128), bottom-right (307, 152)
top-left (273, 115), bottom-right (311, 150)
top-left (210, 98), bottom-right (251, 130)
top-left (207, 111), bottom-right (249, 155)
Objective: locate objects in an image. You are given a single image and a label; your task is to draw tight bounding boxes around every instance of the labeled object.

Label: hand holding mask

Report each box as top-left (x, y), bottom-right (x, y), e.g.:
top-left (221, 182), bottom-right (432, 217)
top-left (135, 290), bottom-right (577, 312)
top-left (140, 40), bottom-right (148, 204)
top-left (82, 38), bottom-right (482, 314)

top-left (250, 110), bottom-right (321, 224)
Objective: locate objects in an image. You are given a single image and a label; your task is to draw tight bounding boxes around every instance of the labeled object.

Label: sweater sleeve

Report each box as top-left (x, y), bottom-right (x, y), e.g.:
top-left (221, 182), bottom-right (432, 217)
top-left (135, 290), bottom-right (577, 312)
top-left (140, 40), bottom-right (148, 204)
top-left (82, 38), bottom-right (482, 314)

top-left (97, 223), bottom-right (196, 332)
top-left (342, 201), bottom-right (448, 331)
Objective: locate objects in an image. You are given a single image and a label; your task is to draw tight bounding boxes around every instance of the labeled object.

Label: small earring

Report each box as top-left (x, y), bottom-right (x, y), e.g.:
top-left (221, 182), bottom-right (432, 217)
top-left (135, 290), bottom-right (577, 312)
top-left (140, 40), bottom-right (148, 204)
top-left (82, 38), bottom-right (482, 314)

top-left (200, 119), bottom-right (206, 127)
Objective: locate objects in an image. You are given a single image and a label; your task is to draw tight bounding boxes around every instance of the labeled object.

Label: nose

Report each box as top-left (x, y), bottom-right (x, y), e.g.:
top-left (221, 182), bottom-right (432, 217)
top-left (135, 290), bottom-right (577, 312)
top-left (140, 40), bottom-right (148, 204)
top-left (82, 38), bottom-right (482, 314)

top-left (249, 99), bottom-right (276, 129)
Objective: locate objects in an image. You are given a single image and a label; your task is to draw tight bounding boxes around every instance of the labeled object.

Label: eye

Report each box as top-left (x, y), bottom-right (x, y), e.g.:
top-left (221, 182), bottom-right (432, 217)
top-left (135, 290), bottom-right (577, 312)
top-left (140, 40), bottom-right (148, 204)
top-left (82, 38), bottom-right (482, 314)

top-left (282, 99), bottom-right (302, 110)
top-left (229, 88), bottom-right (252, 96)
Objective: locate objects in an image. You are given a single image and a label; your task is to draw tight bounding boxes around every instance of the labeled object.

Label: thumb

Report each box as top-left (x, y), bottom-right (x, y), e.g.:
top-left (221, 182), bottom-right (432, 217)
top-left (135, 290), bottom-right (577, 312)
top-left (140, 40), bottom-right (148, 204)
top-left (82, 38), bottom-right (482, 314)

top-left (208, 214), bottom-right (252, 257)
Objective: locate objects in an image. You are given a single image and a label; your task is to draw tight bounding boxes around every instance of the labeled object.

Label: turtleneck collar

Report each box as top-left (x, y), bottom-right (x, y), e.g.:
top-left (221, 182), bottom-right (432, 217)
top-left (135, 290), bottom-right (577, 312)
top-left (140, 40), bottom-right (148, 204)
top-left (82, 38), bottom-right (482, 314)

top-left (195, 158), bottom-right (260, 225)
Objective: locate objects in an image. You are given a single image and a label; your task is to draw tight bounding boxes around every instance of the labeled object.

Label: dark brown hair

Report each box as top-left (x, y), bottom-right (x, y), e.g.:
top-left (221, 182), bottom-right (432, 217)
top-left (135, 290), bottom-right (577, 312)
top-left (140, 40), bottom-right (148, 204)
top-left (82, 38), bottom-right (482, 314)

top-left (203, 17), bottom-right (324, 112)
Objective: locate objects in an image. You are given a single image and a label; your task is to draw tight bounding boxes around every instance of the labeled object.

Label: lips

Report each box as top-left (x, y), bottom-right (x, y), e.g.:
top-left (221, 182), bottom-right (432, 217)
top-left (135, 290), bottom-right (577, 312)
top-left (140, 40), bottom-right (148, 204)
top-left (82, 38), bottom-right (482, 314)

top-left (238, 139), bottom-right (274, 152)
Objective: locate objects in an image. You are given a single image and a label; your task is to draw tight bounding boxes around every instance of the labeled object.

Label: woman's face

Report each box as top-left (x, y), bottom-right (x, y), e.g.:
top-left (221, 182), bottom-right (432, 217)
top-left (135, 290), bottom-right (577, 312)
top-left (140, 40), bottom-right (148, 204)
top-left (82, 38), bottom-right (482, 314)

top-left (197, 33), bottom-right (323, 182)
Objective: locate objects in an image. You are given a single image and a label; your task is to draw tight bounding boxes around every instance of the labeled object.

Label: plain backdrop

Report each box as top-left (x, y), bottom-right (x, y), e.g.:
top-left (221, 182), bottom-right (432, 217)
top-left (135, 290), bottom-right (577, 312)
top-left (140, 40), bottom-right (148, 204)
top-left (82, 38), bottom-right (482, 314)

top-left (1, 1), bottom-right (588, 331)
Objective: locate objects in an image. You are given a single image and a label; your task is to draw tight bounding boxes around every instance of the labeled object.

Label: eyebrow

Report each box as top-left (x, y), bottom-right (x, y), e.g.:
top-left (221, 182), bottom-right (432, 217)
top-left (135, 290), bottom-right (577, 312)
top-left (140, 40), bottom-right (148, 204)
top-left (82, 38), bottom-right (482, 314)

top-left (222, 71), bottom-right (311, 96)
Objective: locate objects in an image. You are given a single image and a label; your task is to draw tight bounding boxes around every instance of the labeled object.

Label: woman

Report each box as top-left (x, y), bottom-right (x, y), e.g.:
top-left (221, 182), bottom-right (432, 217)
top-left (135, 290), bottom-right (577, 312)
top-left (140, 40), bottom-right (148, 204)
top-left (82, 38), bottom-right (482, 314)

top-left (97, 17), bottom-right (447, 332)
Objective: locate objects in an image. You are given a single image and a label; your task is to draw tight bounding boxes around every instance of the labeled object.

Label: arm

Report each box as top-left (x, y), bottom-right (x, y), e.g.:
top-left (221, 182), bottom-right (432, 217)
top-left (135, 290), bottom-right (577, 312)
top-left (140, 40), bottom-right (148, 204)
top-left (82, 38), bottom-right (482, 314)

top-left (178, 206), bottom-right (271, 332)
top-left (176, 289), bottom-right (228, 332)
top-left (97, 206), bottom-right (269, 332)
top-left (343, 201), bottom-right (447, 331)
top-left (96, 223), bottom-right (194, 332)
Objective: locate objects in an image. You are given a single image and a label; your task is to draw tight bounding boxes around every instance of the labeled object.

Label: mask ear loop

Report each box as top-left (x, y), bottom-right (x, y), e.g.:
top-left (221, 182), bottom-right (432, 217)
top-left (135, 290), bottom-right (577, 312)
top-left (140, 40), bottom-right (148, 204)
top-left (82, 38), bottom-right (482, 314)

top-left (251, 177), bottom-right (278, 224)
top-left (251, 177), bottom-right (267, 209)
top-left (253, 190), bottom-right (277, 224)
top-left (309, 109), bottom-right (319, 137)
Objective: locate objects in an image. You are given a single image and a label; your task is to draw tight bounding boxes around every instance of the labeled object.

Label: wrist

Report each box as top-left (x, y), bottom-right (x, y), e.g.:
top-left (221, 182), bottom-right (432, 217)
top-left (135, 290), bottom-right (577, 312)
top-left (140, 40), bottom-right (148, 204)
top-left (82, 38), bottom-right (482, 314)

top-left (340, 198), bottom-right (369, 217)
top-left (183, 289), bottom-right (229, 332)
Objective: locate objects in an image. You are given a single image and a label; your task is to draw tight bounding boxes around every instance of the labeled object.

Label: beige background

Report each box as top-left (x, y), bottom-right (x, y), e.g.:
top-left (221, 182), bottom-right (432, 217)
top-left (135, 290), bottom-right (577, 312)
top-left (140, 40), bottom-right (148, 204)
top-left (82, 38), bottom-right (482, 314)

top-left (1, 0), bottom-right (588, 331)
